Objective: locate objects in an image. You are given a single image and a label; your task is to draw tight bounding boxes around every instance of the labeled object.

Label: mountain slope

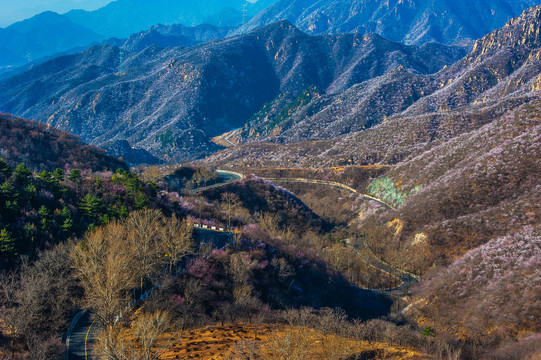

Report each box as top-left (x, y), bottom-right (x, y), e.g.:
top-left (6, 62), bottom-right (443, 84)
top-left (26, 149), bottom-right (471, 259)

top-left (0, 113), bottom-right (126, 172)
top-left (238, 0), bottom-right (541, 45)
top-left (0, 21), bottom-right (464, 162)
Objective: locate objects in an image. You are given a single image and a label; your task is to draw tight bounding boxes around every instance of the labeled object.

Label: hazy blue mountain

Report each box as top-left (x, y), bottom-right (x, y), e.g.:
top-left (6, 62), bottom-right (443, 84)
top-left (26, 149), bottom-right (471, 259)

top-left (0, 1), bottom-right (277, 73)
top-left (237, 0), bottom-right (541, 45)
top-left (0, 12), bottom-right (103, 70)
top-left (105, 24), bottom-right (234, 52)
top-left (65, 0), bottom-right (277, 39)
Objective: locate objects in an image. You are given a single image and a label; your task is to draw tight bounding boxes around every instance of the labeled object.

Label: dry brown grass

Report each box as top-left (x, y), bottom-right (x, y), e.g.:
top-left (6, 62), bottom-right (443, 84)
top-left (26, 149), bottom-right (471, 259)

top-left (154, 323), bottom-right (425, 360)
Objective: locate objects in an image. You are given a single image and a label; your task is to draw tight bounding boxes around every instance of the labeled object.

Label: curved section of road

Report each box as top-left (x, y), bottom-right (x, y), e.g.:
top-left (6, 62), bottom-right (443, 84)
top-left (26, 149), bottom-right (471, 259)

top-left (190, 169), bottom-right (245, 193)
top-left (263, 177), bottom-right (396, 210)
top-left (347, 240), bottom-right (419, 292)
top-left (67, 311), bottom-right (100, 360)
top-left (223, 129), bottom-right (241, 147)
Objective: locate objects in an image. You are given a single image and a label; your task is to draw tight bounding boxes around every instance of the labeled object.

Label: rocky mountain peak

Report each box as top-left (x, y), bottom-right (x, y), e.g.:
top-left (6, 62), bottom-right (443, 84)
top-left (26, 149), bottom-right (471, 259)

top-left (471, 5), bottom-right (541, 56)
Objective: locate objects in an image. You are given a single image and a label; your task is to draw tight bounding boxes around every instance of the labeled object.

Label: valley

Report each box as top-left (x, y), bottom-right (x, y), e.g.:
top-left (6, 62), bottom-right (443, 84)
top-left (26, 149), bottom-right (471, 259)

top-left (0, 1), bottom-right (540, 360)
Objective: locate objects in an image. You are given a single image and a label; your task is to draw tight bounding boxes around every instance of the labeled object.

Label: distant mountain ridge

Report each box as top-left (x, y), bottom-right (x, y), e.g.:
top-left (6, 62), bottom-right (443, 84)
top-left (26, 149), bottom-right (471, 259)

top-left (237, 0), bottom-right (541, 45)
top-left (0, 0), bottom-right (276, 72)
top-left (105, 23), bottom-right (234, 52)
top-left (0, 21), bottom-right (465, 162)
top-left (64, 0), bottom-right (276, 39)
top-left (2, 0), bottom-right (537, 75)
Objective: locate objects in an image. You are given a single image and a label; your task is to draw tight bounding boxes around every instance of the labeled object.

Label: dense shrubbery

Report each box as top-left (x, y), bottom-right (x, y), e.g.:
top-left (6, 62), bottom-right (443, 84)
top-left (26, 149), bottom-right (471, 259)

top-left (405, 227), bottom-right (541, 359)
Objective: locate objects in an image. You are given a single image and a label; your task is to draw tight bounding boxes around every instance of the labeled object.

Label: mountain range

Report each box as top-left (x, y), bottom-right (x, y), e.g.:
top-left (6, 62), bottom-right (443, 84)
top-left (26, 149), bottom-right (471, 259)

top-left (0, 11), bottom-right (104, 70)
top-left (0, 0), bottom-right (275, 72)
top-left (105, 23), bottom-right (234, 52)
top-left (63, 0), bottom-right (276, 38)
top-left (0, 3), bottom-right (540, 358)
top-left (0, 2), bottom-right (540, 166)
top-left (2, 0), bottom-right (540, 76)
top-left (237, 0), bottom-right (541, 45)
top-left (209, 4), bottom-right (541, 165)
top-left (0, 20), bottom-right (466, 163)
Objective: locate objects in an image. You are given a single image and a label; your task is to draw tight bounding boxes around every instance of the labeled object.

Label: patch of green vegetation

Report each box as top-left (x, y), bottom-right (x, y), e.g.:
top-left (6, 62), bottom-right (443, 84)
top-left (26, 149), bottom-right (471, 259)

top-left (157, 129), bottom-right (175, 149)
top-left (367, 177), bottom-right (421, 207)
top-left (266, 85), bottom-right (321, 133)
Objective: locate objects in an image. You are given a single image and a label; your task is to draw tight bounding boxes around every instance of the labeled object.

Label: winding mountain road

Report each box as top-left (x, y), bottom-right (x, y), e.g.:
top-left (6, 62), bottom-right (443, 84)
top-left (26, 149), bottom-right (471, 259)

top-left (190, 169), bottom-right (245, 193)
top-left (263, 177), bottom-right (396, 210)
top-left (67, 311), bottom-right (99, 360)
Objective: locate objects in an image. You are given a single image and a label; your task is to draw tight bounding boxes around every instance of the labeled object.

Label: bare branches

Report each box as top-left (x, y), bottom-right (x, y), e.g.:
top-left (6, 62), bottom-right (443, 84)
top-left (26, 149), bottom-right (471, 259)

top-left (221, 192), bottom-right (241, 228)
top-left (132, 310), bottom-right (172, 360)
top-left (159, 215), bottom-right (193, 274)
top-left (72, 221), bottom-right (136, 328)
top-left (127, 209), bottom-right (163, 291)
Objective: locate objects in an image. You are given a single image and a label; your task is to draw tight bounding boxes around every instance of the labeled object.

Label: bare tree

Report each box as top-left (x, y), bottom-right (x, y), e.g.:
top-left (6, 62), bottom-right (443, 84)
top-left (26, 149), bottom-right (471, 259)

top-left (159, 215), bottom-right (194, 274)
top-left (132, 310), bottom-right (172, 360)
top-left (0, 271), bottom-right (19, 356)
top-left (227, 340), bottom-right (264, 360)
top-left (94, 323), bottom-right (132, 360)
top-left (221, 192), bottom-right (241, 229)
top-left (266, 327), bottom-right (312, 360)
top-left (127, 209), bottom-right (163, 292)
top-left (25, 334), bottom-right (65, 360)
top-left (72, 221), bottom-right (136, 328)
top-left (0, 244), bottom-right (76, 357)
top-left (233, 284), bottom-right (262, 323)
top-left (258, 212), bottom-right (282, 238)
top-left (314, 308), bottom-right (353, 360)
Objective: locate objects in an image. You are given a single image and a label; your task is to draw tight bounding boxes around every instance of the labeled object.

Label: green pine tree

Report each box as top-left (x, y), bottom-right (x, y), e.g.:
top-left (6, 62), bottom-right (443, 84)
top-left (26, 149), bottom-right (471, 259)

top-left (38, 170), bottom-right (52, 182)
top-left (134, 193), bottom-right (149, 210)
top-left (14, 163), bottom-right (32, 185)
top-left (38, 206), bottom-right (52, 231)
top-left (24, 184), bottom-right (38, 202)
top-left (24, 223), bottom-right (37, 243)
top-left (0, 158), bottom-right (12, 178)
top-left (68, 169), bottom-right (81, 182)
top-left (61, 218), bottom-right (74, 234)
top-left (79, 194), bottom-right (103, 220)
top-left (1, 181), bottom-right (19, 216)
top-left (421, 326), bottom-right (435, 338)
top-left (1, 181), bottom-right (17, 202)
top-left (0, 228), bottom-right (16, 256)
top-left (53, 168), bottom-right (65, 181)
